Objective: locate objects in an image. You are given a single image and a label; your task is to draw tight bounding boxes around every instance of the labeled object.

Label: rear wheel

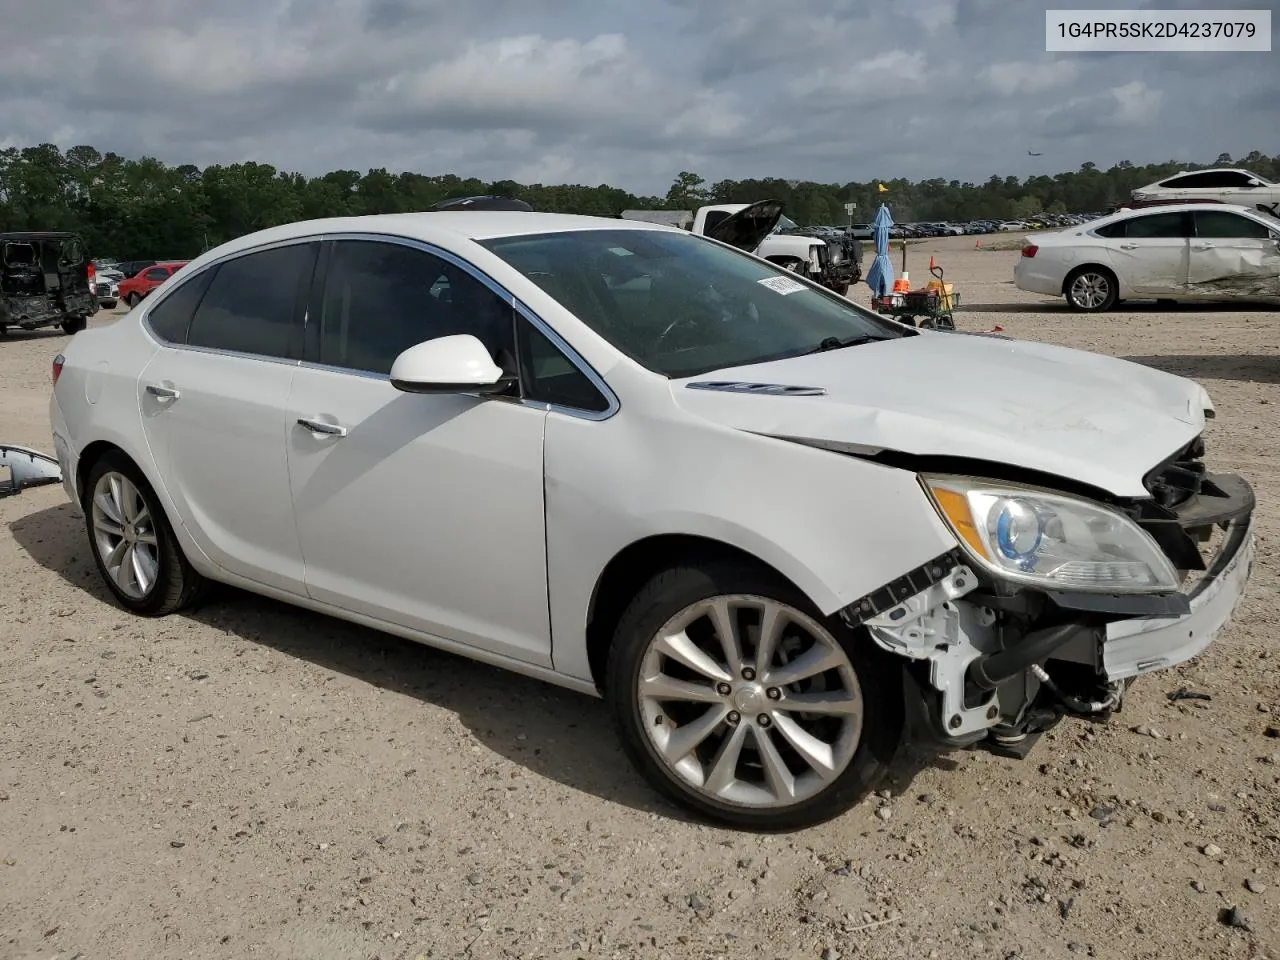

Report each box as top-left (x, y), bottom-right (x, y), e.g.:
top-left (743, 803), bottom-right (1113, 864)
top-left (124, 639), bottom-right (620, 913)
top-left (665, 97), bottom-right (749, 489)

top-left (82, 452), bottom-right (205, 615)
top-left (61, 316), bottom-right (87, 334)
top-left (1063, 266), bottom-right (1117, 312)
top-left (607, 560), bottom-right (904, 830)
top-left (125, 292), bottom-right (141, 307)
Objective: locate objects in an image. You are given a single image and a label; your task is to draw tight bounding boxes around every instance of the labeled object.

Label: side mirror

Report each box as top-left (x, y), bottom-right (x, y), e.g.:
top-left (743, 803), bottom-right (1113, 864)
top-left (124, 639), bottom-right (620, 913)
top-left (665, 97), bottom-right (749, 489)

top-left (389, 334), bottom-right (514, 395)
top-left (1245, 179), bottom-right (1262, 187)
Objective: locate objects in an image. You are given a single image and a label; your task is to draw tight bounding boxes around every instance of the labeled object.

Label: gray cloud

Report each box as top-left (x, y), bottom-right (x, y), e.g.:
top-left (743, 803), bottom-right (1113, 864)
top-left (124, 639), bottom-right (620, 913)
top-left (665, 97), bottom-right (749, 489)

top-left (1, 0), bottom-right (1275, 193)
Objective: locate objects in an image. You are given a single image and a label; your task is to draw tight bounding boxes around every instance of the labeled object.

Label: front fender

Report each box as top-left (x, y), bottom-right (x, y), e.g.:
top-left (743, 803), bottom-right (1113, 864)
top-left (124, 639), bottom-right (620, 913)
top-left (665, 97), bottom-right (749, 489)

top-left (543, 391), bottom-right (957, 682)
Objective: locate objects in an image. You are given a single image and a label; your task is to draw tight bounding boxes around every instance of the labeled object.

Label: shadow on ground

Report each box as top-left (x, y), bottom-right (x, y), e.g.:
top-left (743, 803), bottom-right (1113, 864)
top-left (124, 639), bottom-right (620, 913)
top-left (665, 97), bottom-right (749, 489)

top-left (9, 501), bottom-right (949, 828)
top-left (1124, 354), bottom-right (1280, 385)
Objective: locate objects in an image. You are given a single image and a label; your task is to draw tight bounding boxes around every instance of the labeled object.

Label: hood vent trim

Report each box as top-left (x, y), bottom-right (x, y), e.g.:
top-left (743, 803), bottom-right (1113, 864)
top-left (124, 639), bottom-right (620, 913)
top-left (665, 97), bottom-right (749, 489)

top-left (686, 381), bottom-right (827, 397)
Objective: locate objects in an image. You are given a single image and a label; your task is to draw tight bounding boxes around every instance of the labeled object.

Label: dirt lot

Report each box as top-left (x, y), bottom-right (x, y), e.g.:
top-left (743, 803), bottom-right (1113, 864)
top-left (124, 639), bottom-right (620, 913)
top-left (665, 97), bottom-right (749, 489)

top-left (1, 234), bottom-right (1277, 960)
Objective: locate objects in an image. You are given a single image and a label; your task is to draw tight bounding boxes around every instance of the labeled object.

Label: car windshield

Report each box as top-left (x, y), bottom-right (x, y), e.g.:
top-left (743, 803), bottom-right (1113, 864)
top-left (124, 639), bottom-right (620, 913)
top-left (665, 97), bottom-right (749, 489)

top-left (1252, 208), bottom-right (1280, 232)
top-left (481, 229), bottom-right (904, 378)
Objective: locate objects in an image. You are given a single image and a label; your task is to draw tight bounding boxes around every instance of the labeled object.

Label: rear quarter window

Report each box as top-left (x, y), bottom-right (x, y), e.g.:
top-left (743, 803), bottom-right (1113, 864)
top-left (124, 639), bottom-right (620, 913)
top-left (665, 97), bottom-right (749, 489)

top-left (145, 270), bottom-right (215, 344)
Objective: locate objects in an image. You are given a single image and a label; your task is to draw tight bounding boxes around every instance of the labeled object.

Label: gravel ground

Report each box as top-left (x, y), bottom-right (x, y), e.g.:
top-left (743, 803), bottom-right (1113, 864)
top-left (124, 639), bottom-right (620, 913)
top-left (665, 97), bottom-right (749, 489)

top-left (1, 234), bottom-right (1277, 960)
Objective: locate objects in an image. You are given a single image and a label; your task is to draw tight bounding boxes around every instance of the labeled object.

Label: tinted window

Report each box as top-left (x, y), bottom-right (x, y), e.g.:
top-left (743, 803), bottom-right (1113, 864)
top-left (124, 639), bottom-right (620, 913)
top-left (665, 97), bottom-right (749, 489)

top-left (187, 243), bottom-right (316, 358)
top-left (1094, 221), bottom-right (1125, 239)
top-left (517, 321), bottom-right (609, 412)
top-left (145, 270), bottom-right (214, 343)
top-left (318, 240), bottom-right (515, 376)
top-left (1159, 171), bottom-right (1251, 189)
top-left (143, 267), bottom-right (169, 281)
top-left (1194, 211), bottom-right (1272, 239)
top-left (482, 229), bottom-right (906, 379)
top-left (1122, 213), bottom-right (1188, 239)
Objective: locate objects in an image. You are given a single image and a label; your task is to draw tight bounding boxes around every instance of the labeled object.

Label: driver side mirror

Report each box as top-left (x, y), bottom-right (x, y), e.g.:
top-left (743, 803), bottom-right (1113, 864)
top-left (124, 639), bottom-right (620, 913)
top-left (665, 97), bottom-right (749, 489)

top-left (389, 334), bottom-right (515, 395)
top-left (1246, 179), bottom-right (1262, 187)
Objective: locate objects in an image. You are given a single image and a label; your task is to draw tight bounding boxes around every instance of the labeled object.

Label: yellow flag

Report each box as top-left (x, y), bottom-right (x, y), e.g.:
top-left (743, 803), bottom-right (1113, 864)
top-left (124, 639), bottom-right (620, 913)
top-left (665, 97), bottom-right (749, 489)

top-left (877, 183), bottom-right (888, 192)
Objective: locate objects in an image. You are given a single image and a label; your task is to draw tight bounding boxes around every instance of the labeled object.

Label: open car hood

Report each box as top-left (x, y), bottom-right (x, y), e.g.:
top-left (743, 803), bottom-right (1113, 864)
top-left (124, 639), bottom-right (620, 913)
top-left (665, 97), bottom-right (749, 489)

top-left (671, 333), bottom-right (1213, 500)
top-left (705, 200), bottom-right (785, 252)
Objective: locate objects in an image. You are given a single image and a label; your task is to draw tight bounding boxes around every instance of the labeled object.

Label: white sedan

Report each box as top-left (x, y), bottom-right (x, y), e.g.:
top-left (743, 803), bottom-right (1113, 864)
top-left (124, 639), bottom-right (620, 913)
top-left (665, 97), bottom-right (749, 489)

top-left (1014, 203), bottom-right (1280, 311)
top-left (47, 208), bottom-right (1255, 829)
top-left (1132, 167), bottom-right (1280, 217)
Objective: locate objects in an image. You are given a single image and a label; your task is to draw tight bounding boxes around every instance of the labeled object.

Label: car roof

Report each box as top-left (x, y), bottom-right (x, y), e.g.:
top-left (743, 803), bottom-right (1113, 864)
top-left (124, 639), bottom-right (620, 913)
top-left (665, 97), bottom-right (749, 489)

top-left (183, 212), bottom-right (677, 269)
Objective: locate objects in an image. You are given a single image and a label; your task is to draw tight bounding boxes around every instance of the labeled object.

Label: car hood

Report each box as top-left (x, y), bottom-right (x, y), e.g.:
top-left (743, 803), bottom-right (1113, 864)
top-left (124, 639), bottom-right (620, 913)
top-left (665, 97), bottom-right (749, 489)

top-left (671, 333), bottom-right (1212, 499)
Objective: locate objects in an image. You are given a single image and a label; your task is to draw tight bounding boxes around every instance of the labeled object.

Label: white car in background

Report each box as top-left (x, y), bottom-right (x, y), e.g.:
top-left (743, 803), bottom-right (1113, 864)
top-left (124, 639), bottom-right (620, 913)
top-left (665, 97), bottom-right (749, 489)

top-left (1132, 168), bottom-right (1280, 216)
top-left (46, 210), bottom-right (1254, 829)
top-left (1014, 203), bottom-right (1280, 311)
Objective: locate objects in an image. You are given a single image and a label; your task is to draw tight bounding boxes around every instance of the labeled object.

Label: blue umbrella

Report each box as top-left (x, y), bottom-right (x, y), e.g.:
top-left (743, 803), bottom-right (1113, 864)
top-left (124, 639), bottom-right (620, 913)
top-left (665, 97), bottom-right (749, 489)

top-left (864, 203), bottom-right (895, 298)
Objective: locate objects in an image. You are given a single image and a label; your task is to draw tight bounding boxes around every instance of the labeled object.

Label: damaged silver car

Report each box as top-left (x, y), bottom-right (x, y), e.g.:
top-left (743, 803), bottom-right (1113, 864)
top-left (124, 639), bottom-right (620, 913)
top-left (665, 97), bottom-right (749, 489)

top-left (1014, 203), bottom-right (1280, 311)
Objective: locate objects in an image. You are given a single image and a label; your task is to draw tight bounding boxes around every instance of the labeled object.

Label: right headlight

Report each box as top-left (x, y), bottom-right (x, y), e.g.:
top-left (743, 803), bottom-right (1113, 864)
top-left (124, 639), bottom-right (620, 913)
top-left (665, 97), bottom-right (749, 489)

top-left (923, 475), bottom-right (1179, 594)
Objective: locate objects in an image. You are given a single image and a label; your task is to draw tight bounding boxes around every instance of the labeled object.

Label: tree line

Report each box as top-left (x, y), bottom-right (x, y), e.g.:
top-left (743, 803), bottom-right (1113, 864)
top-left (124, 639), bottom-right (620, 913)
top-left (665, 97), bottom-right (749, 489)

top-left (2, 143), bottom-right (1277, 261)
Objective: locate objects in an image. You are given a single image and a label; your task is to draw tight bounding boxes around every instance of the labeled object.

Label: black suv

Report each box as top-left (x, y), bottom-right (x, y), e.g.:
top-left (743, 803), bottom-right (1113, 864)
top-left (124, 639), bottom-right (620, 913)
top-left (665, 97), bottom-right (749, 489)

top-left (0, 231), bottom-right (97, 335)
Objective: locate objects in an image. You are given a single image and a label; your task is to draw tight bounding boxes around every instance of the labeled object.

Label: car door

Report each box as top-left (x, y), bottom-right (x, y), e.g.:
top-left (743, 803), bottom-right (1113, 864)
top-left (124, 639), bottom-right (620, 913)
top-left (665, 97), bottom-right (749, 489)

top-left (1188, 209), bottom-right (1280, 298)
top-left (284, 237), bottom-right (553, 666)
top-left (1099, 210), bottom-right (1191, 295)
top-left (137, 240), bottom-right (318, 594)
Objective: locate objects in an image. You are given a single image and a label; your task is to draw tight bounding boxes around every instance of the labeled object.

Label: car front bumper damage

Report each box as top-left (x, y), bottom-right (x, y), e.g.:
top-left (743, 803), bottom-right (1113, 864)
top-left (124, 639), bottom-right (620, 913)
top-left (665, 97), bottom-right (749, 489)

top-left (840, 470), bottom-right (1255, 751)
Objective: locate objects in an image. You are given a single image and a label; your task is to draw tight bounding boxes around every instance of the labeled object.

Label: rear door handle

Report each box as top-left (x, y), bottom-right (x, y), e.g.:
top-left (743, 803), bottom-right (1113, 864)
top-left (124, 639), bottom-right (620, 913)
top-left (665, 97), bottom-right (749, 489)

top-left (145, 383), bottom-right (180, 400)
top-left (1119, 243), bottom-right (1138, 249)
top-left (297, 416), bottom-right (348, 437)
top-left (1193, 242), bottom-right (1214, 249)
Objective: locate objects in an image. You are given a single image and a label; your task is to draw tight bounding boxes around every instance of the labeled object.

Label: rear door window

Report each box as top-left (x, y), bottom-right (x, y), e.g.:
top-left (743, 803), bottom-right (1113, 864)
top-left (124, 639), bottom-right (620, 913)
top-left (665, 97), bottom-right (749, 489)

top-left (186, 243), bottom-right (317, 359)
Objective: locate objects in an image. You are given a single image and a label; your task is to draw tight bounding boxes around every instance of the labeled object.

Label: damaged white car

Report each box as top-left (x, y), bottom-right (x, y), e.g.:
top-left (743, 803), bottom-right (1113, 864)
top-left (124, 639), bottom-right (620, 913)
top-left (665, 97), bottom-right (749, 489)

top-left (1015, 202), bottom-right (1280, 311)
top-left (47, 211), bottom-right (1255, 829)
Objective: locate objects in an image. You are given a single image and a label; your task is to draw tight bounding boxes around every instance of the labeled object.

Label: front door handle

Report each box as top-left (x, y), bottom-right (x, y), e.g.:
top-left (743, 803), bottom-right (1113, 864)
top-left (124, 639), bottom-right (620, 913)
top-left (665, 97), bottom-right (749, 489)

top-left (297, 416), bottom-right (348, 437)
top-left (1193, 242), bottom-right (1214, 249)
top-left (1119, 243), bottom-right (1138, 249)
top-left (145, 383), bottom-right (180, 400)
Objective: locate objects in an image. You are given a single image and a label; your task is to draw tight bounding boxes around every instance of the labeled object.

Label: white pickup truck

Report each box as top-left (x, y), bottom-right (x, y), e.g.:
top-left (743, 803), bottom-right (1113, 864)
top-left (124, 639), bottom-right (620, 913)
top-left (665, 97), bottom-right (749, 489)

top-left (620, 200), bottom-right (861, 295)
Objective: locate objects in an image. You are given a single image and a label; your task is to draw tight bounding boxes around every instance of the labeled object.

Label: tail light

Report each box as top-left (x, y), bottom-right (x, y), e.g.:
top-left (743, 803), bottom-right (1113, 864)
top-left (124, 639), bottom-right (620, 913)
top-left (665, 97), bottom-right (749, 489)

top-left (87, 262), bottom-right (96, 281)
top-left (1021, 244), bottom-right (1038, 258)
top-left (52, 353), bottom-right (65, 386)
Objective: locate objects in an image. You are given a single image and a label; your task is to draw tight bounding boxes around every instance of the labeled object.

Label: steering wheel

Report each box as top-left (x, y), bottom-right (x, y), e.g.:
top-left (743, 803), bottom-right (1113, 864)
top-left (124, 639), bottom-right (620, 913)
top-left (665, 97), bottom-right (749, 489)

top-left (655, 313), bottom-right (707, 351)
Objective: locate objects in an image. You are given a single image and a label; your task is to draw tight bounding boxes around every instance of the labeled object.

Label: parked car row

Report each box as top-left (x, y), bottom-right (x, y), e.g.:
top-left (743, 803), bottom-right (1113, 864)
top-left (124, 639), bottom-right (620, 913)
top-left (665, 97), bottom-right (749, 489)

top-left (1014, 201), bottom-right (1280, 311)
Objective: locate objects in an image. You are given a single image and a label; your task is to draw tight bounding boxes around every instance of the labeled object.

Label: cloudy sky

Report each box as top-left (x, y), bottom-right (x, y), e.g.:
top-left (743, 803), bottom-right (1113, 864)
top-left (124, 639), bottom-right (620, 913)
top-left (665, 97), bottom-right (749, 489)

top-left (2, 0), bottom-right (1276, 193)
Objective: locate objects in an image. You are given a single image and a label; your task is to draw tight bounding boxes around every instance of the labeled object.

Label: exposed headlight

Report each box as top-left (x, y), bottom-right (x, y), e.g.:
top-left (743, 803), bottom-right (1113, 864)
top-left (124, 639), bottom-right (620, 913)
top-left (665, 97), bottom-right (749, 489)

top-left (923, 475), bottom-right (1179, 594)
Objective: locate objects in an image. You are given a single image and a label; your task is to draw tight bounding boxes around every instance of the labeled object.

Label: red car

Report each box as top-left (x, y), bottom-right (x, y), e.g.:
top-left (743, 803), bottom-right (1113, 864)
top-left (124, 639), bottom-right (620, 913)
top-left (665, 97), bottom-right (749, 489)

top-left (117, 261), bottom-right (188, 307)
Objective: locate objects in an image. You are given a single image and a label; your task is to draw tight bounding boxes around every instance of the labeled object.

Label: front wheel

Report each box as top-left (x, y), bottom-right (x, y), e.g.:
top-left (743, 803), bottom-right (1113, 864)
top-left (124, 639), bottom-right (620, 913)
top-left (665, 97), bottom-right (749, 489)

top-left (125, 292), bottom-right (141, 307)
top-left (1063, 266), bottom-right (1117, 312)
top-left (606, 561), bottom-right (904, 830)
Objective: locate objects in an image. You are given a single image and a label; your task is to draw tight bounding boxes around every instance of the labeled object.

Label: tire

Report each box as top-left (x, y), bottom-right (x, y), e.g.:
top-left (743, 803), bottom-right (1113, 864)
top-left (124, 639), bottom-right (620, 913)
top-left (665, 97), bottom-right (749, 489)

top-left (61, 316), bottom-right (87, 335)
top-left (606, 560), bottom-right (904, 830)
top-left (125, 292), bottom-right (140, 307)
top-left (81, 451), bottom-right (205, 616)
top-left (1063, 266), bottom-right (1118, 312)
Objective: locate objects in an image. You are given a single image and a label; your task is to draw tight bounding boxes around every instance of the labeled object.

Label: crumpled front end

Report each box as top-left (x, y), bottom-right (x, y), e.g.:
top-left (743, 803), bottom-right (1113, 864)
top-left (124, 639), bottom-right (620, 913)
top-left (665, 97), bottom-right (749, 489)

top-left (838, 433), bottom-right (1254, 754)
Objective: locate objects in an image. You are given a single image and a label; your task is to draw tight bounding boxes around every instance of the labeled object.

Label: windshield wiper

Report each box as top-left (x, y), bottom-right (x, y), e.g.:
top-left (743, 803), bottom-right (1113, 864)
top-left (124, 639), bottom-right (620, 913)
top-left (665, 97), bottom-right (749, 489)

top-left (804, 334), bottom-right (888, 354)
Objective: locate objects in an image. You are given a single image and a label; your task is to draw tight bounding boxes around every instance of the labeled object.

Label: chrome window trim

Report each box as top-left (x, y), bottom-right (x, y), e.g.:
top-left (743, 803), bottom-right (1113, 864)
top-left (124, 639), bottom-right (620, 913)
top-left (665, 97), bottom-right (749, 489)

top-left (136, 230), bottom-right (620, 422)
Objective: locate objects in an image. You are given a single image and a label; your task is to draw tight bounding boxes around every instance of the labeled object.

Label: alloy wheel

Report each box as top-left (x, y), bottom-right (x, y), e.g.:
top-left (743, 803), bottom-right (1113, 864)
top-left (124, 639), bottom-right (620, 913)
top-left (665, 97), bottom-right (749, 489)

top-left (90, 471), bottom-right (160, 600)
top-left (637, 594), bottom-right (863, 809)
top-left (1069, 272), bottom-right (1110, 309)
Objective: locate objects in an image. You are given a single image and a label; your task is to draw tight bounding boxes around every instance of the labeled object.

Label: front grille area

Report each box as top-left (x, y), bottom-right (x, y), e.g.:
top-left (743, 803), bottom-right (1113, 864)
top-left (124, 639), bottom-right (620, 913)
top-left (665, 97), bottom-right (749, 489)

top-left (1145, 434), bottom-right (1207, 509)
